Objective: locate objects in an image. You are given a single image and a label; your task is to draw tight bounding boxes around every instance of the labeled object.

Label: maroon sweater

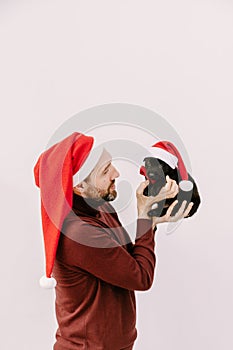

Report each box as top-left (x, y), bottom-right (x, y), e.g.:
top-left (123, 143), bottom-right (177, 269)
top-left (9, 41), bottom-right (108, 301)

top-left (53, 193), bottom-right (157, 350)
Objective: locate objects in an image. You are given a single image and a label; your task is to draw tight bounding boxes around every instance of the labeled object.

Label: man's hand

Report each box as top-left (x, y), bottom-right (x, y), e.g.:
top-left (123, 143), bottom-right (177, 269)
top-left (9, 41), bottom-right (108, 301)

top-left (152, 199), bottom-right (194, 230)
top-left (153, 175), bottom-right (179, 202)
top-left (136, 176), bottom-right (179, 220)
top-left (136, 180), bottom-right (156, 219)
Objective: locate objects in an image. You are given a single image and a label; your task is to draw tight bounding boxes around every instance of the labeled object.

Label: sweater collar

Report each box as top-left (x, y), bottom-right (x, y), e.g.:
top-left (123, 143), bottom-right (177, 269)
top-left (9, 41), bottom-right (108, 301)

top-left (72, 192), bottom-right (105, 217)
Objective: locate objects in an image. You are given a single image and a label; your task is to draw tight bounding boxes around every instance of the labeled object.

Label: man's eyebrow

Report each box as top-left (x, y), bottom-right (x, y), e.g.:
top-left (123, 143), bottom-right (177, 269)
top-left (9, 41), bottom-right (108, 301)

top-left (102, 162), bottom-right (111, 172)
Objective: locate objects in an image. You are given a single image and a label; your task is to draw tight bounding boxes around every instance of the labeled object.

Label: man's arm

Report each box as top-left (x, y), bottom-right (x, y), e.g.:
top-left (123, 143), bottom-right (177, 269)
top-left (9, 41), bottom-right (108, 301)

top-left (57, 218), bottom-right (156, 291)
top-left (55, 177), bottom-right (186, 291)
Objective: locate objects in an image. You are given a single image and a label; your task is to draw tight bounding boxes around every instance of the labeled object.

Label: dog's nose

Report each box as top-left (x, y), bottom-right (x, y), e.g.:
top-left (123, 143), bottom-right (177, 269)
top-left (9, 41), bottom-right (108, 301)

top-left (148, 172), bottom-right (157, 179)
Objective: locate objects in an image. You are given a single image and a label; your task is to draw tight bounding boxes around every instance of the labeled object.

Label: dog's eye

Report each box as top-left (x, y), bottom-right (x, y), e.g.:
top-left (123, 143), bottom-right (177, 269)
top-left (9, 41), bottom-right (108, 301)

top-left (144, 159), bottom-right (151, 166)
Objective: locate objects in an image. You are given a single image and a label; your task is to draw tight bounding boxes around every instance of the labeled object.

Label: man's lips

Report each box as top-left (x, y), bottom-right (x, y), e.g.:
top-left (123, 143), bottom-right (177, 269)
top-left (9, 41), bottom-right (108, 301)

top-left (110, 183), bottom-right (115, 190)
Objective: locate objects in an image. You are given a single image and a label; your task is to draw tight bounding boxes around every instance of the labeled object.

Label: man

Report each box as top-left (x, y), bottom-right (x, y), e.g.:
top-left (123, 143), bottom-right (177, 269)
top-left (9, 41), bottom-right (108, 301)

top-left (53, 148), bottom-right (192, 350)
top-left (34, 132), bottom-right (193, 350)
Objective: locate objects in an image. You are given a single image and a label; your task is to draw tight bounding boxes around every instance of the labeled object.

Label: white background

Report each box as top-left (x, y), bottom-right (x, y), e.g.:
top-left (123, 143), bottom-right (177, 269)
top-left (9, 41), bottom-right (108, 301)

top-left (0, 1), bottom-right (232, 349)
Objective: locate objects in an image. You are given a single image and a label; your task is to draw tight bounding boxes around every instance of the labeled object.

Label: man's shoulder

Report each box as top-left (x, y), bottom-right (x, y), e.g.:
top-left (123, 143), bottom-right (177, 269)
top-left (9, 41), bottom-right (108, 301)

top-left (62, 210), bottom-right (102, 230)
top-left (60, 209), bottom-right (123, 248)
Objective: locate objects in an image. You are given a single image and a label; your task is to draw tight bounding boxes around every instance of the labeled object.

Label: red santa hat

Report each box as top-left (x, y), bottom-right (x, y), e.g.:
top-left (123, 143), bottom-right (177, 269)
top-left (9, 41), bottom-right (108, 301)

top-left (140, 140), bottom-right (193, 191)
top-left (33, 132), bottom-right (102, 288)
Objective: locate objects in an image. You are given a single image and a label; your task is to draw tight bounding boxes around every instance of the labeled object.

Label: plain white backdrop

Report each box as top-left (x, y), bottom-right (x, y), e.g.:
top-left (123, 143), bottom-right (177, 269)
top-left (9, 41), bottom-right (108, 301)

top-left (0, 1), bottom-right (232, 349)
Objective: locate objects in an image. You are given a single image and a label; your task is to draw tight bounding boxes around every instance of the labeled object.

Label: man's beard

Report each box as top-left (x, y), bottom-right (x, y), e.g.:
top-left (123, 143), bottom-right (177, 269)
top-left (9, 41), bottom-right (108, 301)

top-left (102, 188), bottom-right (117, 201)
top-left (85, 181), bottom-right (117, 202)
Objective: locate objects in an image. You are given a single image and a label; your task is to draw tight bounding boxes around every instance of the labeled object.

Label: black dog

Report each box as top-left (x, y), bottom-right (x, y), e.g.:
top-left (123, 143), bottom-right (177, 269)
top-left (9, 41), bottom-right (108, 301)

top-left (141, 157), bottom-right (201, 218)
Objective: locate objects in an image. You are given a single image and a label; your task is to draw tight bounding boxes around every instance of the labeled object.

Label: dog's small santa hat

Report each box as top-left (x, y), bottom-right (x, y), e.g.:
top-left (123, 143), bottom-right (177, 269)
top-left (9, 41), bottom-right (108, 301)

top-left (33, 132), bottom-right (103, 288)
top-left (140, 140), bottom-right (193, 191)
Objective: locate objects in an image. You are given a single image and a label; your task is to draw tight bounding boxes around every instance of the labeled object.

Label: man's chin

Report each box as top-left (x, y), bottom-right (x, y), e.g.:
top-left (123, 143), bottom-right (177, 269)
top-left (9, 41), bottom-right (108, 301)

top-left (102, 190), bottom-right (117, 202)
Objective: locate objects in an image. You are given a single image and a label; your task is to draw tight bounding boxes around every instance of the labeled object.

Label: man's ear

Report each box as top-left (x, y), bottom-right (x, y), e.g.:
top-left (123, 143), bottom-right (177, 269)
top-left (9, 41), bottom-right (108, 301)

top-left (73, 182), bottom-right (86, 196)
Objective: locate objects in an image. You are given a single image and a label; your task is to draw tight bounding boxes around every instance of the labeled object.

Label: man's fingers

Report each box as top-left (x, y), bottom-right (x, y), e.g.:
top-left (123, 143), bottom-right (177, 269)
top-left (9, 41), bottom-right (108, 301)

top-left (183, 202), bottom-right (194, 217)
top-left (165, 180), bottom-right (179, 199)
top-left (136, 179), bottom-right (149, 195)
top-left (171, 179), bottom-right (178, 192)
top-left (154, 200), bottom-right (194, 225)
top-left (155, 200), bottom-right (178, 224)
top-left (165, 200), bottom-right (178, 217)
top-left (172, 200), bottom-right (186, 217)
top-left (169, 180), bottom-right (179, 197)
top-left (164, 175), bottom-right (172, 190)
top-left (162, 176), bottom-right (178, 193)
top-left (174, 200), bottom-right (193, 220)
top-left (178, 199), bottom-right (187, 213)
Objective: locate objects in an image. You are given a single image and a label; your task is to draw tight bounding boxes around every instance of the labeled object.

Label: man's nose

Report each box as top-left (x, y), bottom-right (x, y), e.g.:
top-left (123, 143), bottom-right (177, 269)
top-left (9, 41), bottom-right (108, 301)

top-left (111, 166), bottom-right (120, 179)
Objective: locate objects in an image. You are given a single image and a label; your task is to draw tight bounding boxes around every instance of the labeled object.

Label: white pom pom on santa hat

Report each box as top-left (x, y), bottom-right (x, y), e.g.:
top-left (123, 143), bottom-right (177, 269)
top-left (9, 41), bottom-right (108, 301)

top-left (39, 275), bottom-right (57, 289)
top-left (149, 140), bottom-right (193, 192)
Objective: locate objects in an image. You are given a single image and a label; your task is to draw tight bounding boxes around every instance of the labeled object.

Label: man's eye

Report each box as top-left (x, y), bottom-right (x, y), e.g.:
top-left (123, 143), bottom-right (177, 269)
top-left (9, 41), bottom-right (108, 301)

top-left (103, 169), bottom-right (109, 174)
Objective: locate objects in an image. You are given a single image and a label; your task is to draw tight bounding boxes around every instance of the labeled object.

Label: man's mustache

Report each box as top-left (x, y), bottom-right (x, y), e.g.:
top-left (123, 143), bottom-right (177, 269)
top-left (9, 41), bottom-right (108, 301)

top-left (108, 180), bottom-right (115, 189)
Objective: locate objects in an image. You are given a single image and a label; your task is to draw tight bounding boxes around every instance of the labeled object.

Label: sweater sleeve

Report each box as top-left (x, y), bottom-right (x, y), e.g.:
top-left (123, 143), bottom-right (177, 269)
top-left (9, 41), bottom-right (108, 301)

top-left (56, 218), bottom-right (157, 291)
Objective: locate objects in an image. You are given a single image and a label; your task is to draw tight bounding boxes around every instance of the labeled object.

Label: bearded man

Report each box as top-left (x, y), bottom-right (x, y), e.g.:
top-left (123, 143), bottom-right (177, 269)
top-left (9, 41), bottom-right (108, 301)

top-left (34, 132), bottom-right (192, 350)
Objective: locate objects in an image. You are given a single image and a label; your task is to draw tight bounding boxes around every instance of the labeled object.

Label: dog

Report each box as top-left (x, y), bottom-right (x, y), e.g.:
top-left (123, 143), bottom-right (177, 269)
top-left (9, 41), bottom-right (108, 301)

top-left (141, 157), bottom-right (201, 218)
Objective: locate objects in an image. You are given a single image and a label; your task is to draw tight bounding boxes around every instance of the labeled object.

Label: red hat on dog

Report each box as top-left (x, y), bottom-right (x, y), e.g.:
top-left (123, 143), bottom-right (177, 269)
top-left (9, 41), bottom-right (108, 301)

top-left (33, 132), bottom-right (102, 288)
top-left (140, 140), bottom-right (193, 191)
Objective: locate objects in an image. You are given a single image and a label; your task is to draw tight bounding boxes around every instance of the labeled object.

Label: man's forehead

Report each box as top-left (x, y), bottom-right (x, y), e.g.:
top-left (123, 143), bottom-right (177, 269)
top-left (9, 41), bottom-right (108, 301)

top-left (94, 148), bottom-right (112, 170)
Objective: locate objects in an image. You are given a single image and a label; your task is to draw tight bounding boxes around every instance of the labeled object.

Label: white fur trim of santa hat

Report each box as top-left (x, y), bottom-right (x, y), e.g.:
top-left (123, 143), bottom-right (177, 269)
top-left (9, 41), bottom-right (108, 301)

top-left (145, 147), bottom-right (178, 169)
top-left (73, 143), bottom-right (105, 185)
